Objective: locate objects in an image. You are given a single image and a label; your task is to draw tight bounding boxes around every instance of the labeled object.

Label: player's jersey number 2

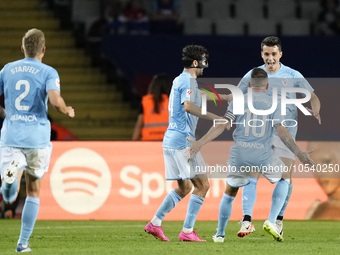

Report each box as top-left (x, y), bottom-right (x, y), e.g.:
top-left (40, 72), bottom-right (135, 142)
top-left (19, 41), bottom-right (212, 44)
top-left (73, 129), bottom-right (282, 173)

top-left (15, 79), bottom-right (30, 111)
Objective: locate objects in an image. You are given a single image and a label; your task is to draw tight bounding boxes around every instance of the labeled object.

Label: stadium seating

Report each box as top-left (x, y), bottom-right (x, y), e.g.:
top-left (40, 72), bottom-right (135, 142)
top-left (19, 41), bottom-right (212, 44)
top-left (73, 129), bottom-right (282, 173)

top-left (215, 18), bottom-right (245, 35)
top-left (281, 19), bottom-right (311, 36)
top-left (201, 0), bottom-right (232, 19)
top-left (0, 0), bottom-right (137, 140)
top-left (180, 0), bottom-right (199, 20)
top-left (72, 0), bottom-right (100, 24)
top-left (267, 0), bottom-right (298, 21)
top-left (184, 18), bottom-right (212, 35)
top-left (234, 0), bottom-right (265, 21)
top-left (300, 0), bottom-right (320, 22)
top-left (247, 19), bottom-right (278, 35)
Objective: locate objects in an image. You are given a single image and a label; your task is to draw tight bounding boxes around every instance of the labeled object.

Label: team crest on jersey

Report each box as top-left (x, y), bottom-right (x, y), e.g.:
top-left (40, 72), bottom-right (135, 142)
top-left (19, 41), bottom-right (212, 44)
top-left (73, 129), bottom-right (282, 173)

top-left (186, 89), bottom-right (193, 98)
top-left (55, 78), bottom-right (60, 88)
top-left (282, 77), bottom-right (288, 86)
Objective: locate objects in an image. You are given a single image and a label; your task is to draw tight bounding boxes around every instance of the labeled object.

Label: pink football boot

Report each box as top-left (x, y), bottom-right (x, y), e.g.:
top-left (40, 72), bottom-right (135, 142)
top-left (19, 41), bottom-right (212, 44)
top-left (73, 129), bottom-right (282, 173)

top-left (144, 222), bottom-right (170, 241)
top-left (178, 230), bottom-right (207, 242)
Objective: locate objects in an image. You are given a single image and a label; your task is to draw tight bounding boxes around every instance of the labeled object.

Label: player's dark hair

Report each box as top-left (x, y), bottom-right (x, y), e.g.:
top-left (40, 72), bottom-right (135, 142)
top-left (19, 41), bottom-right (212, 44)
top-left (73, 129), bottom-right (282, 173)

top-left (148, 73), bottom-right (172, 114)
top-left (182, 45), bottom-right (209, 68)
top-left (261, 36), bottom-right (282, 52)
top-left (251, 68), bottom-right (268, 87)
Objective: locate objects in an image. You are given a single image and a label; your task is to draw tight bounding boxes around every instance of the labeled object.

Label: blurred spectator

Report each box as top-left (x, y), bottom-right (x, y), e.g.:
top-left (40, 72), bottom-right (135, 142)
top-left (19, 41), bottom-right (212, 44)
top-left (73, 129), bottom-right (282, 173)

top-left (116, 0), bottom-right (150, 35)
top-left (132, 73), bottom-right (172, 141)
top-left (317, 0), bottom-right (340, 35)
top-left (150, 0), bottom-right (180, 34)
top-left (88, 0), bottom-right (123, 37)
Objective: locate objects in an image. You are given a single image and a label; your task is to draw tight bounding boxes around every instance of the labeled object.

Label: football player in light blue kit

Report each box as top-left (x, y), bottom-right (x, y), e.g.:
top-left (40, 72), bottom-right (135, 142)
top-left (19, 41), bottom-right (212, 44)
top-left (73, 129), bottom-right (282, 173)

top-left (236, 36), bottom-right (321, 238)
top-left (145, 45), bottom-right (224, 242)
top-left (0, 29), bottom-right (75, 252)
top-left (187, 68), bottom-right (315, 242)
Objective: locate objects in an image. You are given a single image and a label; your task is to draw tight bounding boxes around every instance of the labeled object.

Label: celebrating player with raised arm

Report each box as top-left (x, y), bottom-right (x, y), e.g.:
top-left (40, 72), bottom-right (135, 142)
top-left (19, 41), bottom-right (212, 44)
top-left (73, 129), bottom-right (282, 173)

top-left (144, 44), bottom-right (224, 242)
top-left (0, 29), bottom-right (75, 252)
top-left (187, 68), bottom-right (315, 242)
top-left (235, 36), bottom-right (321, 238)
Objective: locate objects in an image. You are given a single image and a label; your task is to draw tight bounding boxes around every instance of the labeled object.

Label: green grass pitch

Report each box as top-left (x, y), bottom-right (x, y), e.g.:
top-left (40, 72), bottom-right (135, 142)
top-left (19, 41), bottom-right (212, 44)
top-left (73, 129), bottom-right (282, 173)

top-left (1, 220), bottom-right (339, 254)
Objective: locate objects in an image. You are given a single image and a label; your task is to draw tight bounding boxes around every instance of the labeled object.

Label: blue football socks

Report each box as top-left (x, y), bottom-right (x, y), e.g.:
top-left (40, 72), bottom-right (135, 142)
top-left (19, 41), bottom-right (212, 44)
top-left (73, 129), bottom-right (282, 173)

top-left (242, 176), bottom-right (258, 218)
top-left (268, 179), bottom-right (290, 223)
top-left (183, 194), bottom-right (204, 232)
top-left (2, 179), bottom-right (18, 204)
top-left (217, 193), bottom-right (235, 237)
top-left (278, 180), bottom-right (293, 217)
top-left (18, 196), bottom-right (40, 245)
top-left (152, 189), bottom-right (182, 226)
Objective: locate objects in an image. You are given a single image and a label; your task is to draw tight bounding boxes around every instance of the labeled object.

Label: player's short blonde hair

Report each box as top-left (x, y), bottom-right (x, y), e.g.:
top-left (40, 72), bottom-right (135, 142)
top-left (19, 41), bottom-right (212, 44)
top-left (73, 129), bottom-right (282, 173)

top-left (22, 28), bottom-right (45, 58)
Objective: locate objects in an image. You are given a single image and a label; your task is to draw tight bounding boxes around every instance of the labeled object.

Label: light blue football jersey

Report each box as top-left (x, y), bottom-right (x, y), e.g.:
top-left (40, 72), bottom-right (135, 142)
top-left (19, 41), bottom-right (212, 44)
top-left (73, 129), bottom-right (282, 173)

top-left (237, 63), bottom-right (314, 138)
top-left (0, 58), bottom-right (61, 148)
top-left (163, 71), bottom-right (201, 149)
top-left (227, 92), bottom-right (284, 168)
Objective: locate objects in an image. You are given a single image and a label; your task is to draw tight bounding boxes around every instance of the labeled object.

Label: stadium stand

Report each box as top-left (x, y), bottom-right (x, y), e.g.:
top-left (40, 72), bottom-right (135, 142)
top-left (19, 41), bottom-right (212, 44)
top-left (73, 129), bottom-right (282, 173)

top-left (0, 0), bottom-right (137, 140)
top-left (281, 18), bottom-right (311, 36)
top-left (300, 0), bottom-right (320, 22)
top-left (201, 0), bottom-right (232, 19)
top-left (214, 18), bottom-right (245, 35)
top-left (184, 18), bottom-right (212, 35)
top-left (180, 0), bottom-right (199, 21)
top-left (247, 19), bottom-right (278, 35)
top-left (267, 0), bottom-right (298, 21)
top-left (234, 0), bottom-right (266, 22)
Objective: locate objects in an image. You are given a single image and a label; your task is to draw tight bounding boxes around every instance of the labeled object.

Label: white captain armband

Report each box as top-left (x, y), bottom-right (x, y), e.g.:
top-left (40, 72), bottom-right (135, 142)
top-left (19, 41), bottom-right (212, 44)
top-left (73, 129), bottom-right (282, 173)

top-left (223, 111), bottom-right (236, 122)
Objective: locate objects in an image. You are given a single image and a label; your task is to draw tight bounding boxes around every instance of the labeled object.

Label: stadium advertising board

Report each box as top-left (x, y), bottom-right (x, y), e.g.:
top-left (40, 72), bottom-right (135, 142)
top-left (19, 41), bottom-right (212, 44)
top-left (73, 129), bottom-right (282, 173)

top-left (38, 141), bottom-right (337, 220)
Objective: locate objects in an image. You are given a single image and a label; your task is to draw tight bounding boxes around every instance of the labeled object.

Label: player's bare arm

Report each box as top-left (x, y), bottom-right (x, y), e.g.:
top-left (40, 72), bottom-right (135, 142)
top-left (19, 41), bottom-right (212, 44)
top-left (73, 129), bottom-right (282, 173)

top-left (0, 105), bottom-right (6, 119)
top-left (183, 100), bottom-right (220, 121)
top-left (306, 92), bottom-right (321, 124)
top-left (275, 123), bottom-right (316, 167)
top-left (48, 90), bottom-right (75, 118)
top-left (186, 112), bottom-right (234, 158)
top-left (186, 122), bottom-right (226, 159)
